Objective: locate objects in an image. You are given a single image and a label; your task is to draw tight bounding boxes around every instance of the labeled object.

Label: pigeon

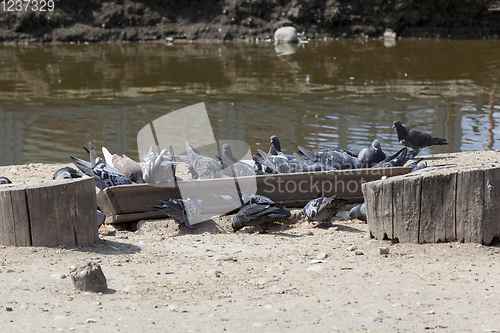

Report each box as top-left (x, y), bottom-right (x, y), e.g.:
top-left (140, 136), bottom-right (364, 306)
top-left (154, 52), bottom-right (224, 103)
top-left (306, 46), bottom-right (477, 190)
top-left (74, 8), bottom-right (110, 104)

top-left (0, 176), bottom-right (12, 184)
top-left (255, 149), bottom-right (321, 174)
top-left (53, 167), bottom-right (88, 180)
top-left (298, 146), bottom-right (361, 170)
top-left (70, 142), bottom-right (134, 190)
top-left (155, 198), bottom-right (206, 229)
top-left (218, 143), bottom-right (255, 178)
top-left (349, 203), bottom-right (366, 222)
top-left (102, 147), bottom-right (144, 183)
top-left (232, 203), bottom-right (291, 232)
top-left (406, 158), bottom-right (427, 172)
top-left (358, 140), bottom-right (387, 167)
top-left (97, 210), bottom-right (106, 228)
top-left (268, 135), bottom-right (295, 160)
top-left (185, 141), bottom-right (227, 179)
top-left (392, 120), bottom-right (448, 153)
top-left (303, 195), bottom-right (348, 228)
top-left (371, 147), bottom-right (417, 168)
top-left (142, 145), bottom-right (178, 185)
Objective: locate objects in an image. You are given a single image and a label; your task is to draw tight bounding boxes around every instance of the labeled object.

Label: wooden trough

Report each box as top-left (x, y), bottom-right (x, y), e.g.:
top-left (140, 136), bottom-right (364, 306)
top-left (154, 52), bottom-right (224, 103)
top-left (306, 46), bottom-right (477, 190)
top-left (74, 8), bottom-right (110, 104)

top-left (0, 177), bottom-right (98, 247)
top-left (363, 162), bottom-right (500, 245)
top-left (97, 167), bottom-right (411, 224)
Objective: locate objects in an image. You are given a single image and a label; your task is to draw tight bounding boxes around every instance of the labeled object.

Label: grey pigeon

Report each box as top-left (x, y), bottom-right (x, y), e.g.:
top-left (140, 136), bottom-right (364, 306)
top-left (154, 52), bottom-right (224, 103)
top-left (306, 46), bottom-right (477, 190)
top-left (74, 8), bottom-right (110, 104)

top-left (102, 147), bottom-right (144, 183)
top-left (185, 141), bottom-right (226, 180)
top-left (298, 146), bottom-right (361, 170)
top-left (71, 155), bottom-right (134, 189)
top-left (232, 203), bottom-right (290, 232)
top-left (371, 147), bottom-right (417, 168)
top-left (255, 149), bottom-right (322, 174)
top-left (142, 145), bottom-right (178, 185)
top-left (218, 143), bottom-right (256, 178)
top-left (155, 198), bottom-right (206, 229)
top-left (349, 203), bottom-right (366, 222)
top-left (303, 195), bottom-right (348, 228)
top-left (406, 158), bottom-right (427, 172)
top-left (358, 140), bottom-right (386, 167)
top-left (0, 176), bottom-right (12, 184)
top-left (97, 210), bottom-right (106, 228)
top-left (70, 142), bottom-right (134, 189)
top-left (393, 120), bottom-right (448, 153)
top-left (53, 167), bottom-right (88, 180)
top-left (268, 135), bottom-right (295, 160)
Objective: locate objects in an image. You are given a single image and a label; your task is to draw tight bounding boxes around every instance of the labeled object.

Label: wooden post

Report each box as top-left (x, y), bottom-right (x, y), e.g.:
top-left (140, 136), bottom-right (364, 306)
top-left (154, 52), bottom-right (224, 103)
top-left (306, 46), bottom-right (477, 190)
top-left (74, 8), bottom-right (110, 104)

top-left (0, 177), bottom-right (98, 247)
top-left (363, 165), bottom-right (500, 245)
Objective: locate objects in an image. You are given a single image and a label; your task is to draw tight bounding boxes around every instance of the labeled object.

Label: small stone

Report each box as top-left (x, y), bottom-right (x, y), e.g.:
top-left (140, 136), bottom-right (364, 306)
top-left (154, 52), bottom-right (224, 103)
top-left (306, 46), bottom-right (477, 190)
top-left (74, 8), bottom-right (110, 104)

top-left (70, 262), bottom-right (107, 293)
top-left (52, 273), bottom-right (66, 280)
top-left (316, 252), bottom-right (328, 260)
top-left (86, 318), bottom-right (97, 323)
top-left (302, 230), bottom-right (313, 236)
top-left (164, 271), bottom-right (174, 274)
top-left (122, 286), bottom-right (131, 293)
top-left (306, 265), bottom-right (325, 272)
top-left (168, 304), bottom-right (178, 312)
top-left (379, 247), bottom-right (390, 255)
top-left (214, 270), bottom-right (222, 277)
top-left (6, 307), bottom-right (12, 312)
top-left (355, 251), bottom-right (364, 256)
top-left (347, 245), bottom-right (357, 251)
top-left (428, 310), bottom-right (435, 314)
top-left (392, 303), bottom-right (403, 307)
top-left (215, 255), bottom-right (235, 262)
top-left (268, 285), bottom-right (285, 294)
top-left (310, 259), bottom-right (327, 264)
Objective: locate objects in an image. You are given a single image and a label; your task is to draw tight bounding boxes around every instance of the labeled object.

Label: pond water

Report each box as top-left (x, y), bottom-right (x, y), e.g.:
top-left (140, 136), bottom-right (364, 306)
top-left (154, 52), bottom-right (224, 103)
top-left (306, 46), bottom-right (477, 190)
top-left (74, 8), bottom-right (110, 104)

top-left (0, 39), bottom-right (499, 166)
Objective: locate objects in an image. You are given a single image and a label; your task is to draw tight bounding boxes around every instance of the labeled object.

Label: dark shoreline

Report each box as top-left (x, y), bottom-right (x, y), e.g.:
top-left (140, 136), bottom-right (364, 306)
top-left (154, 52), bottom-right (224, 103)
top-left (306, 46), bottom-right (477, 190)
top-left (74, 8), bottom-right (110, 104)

top-left (1, 0), bottom-right (499, 44)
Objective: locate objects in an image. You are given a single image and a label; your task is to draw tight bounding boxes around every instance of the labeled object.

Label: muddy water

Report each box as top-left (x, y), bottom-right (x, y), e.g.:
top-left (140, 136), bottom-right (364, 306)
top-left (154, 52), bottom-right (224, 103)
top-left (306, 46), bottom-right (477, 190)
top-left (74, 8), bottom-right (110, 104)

top-left (0, 39), bottom-right (499, 166)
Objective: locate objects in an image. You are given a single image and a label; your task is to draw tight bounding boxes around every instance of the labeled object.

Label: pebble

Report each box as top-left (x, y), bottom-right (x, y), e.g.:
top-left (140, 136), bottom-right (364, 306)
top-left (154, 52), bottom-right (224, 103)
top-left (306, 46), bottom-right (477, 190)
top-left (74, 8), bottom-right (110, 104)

top-left (168, 304), bottom-right (178, 312)
top-left (215, 255), bottom-right (236, 262)
top-left (302, 230), bottom-right (313, 236)
top-left (379, 247), bottom-right (390, 255)
top-left (70, 262), bottom-right (107, 292)
top-left (52, 273), bottom-right (66, 280)
top-left (213, 270), bottom-right (222, 277)
top-left (306, 265), bottom-right (325, 272)
top-left (6, 307), bottom-right (13, 312)
top-left (347, 245), bottom-right (357, 251)
top-left (316, 252), bottom-right (328, 260)
top-left (122, 286), bottom-right (131, 293)
top-left (268, 285), bottom-right (285, 294)
top-left (310, 259), bottom-right (327, 264)
top-left (86, 318), bottom-right (97, 323)
top-left (355, 251), bottom-right (364, 256)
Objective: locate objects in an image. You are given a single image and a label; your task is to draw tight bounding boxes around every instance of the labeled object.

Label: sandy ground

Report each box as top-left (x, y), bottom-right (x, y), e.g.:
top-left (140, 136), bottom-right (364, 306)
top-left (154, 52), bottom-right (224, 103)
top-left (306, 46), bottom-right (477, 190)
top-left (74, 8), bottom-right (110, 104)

top-left (1, 152), bottom-right (500, 332)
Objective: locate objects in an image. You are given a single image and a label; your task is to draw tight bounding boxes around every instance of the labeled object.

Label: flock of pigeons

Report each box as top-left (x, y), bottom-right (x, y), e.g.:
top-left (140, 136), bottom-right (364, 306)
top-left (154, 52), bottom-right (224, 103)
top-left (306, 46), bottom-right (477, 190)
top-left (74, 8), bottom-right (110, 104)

top-left (0, 120), bottom-right (448, 231)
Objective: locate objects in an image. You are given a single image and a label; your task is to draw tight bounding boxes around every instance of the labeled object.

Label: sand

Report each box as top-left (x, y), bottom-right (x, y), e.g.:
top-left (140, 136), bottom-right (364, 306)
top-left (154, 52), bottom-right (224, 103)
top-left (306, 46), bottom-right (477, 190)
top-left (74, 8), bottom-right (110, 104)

top-left (0, 153), bottom-right (500, 332)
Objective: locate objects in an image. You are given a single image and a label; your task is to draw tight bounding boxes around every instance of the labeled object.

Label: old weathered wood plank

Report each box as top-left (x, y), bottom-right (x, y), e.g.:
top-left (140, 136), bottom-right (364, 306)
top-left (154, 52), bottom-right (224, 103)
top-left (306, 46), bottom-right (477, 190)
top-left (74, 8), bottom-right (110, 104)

top-left (8, 186), bottom-right (31, 246)
top-left (392, 175), bottom-right (421, 243)
top-left (482, 167), bottom-right (500, 244)
top-left (26, 183), bottom-right (58, 247)
top-left (456, 169), bottom-right (484, 243)
top-left (52, 182), bottom-right (77, 246)
top-left (73, 177), bottom-right (98, 245)
top-left (419, 172), bottom-right (456, 243)
top-left (363, 180), bottom-right (393, 240)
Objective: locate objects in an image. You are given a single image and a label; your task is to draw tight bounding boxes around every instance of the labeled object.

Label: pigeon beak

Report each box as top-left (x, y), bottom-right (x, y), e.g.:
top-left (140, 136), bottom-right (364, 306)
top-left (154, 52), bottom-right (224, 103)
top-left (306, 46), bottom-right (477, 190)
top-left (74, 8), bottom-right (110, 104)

top-left (392, 124), bottom-right (396, 129)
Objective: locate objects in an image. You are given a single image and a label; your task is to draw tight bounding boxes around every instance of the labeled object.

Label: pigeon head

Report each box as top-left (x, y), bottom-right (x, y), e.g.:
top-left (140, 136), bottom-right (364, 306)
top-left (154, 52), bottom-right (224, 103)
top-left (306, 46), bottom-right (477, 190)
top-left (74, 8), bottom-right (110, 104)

top-left (270, 135), bottom-right (281, 151)
top-left (222, 143), bottom-right (232, 156)
top-left (372, 140), bottom-right (381, 150)
top-left (392, 120), bottom-right (402, 129)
